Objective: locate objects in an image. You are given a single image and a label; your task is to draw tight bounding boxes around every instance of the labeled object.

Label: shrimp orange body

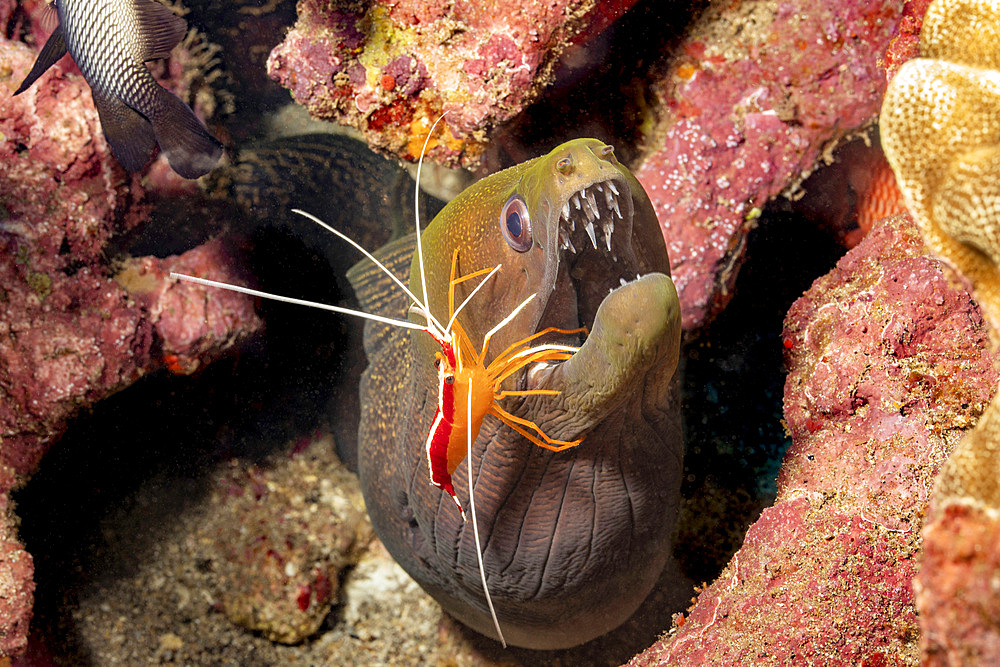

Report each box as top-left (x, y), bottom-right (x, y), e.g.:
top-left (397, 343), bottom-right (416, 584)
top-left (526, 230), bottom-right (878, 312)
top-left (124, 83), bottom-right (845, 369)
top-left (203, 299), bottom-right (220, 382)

top-left (421, 253), bottom-right (583, 514)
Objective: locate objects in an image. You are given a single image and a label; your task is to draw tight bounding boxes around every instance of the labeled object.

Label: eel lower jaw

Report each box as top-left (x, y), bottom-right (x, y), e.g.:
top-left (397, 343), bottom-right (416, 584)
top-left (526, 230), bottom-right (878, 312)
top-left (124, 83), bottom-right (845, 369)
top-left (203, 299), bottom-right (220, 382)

top-left (525, 272), bottom-right (682, 440)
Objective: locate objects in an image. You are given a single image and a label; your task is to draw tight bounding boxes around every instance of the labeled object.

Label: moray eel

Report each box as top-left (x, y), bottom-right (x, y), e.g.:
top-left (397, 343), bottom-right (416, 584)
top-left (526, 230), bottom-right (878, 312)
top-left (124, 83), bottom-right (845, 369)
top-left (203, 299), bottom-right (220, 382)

top-left (347, 138), bottom-right (683, 650)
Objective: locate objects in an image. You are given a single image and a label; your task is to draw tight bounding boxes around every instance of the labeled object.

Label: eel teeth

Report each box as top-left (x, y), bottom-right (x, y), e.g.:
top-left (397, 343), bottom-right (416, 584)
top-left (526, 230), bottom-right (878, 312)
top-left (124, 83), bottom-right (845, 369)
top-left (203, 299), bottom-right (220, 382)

top-left (585, 220), bottom-right (598, 249)
top-left (582, 191), bottom-right (598, 221)
top-left (586, 191), bottom-right (600, 220)
top-left (557, 178), bottom-right (624, 256)
top-left (620, 277), bottom-right (628, 286)
top-left (605, 188), bottom-right (616, 211)
top-left (559, 227), bottom-right (577, 253)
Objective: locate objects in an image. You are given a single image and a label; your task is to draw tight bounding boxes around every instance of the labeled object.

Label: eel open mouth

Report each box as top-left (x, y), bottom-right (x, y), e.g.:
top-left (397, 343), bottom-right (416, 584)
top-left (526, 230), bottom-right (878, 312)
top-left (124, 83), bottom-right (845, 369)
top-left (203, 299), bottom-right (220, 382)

top-left (541, 172), bottom-right (642, 337)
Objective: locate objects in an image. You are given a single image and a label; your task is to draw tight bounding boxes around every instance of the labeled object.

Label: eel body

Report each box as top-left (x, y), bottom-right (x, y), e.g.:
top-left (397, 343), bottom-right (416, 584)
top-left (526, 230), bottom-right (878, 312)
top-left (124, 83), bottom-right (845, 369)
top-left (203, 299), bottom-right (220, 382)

top-left (348, 139), bottom-right (683, 649)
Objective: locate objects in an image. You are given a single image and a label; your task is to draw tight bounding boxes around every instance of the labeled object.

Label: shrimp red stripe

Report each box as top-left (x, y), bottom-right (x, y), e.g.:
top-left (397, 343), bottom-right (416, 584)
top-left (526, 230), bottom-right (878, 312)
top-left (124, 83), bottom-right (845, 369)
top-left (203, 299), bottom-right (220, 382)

top-left (425, 335), bottom-right (464, 513)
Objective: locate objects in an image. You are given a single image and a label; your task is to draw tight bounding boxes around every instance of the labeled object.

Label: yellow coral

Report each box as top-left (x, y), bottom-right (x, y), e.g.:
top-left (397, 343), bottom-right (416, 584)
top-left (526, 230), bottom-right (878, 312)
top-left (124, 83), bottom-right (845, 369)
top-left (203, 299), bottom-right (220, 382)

top-left (880, 0), bottom-right (1000, 506)
top-left (406, 112), bottom-right (465, 158)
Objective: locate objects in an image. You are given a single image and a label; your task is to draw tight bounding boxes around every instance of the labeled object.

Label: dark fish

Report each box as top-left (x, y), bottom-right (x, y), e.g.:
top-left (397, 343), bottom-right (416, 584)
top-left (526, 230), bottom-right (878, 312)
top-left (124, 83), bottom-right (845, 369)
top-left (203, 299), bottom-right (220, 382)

top-left (348, 139), bottom-right (683, 649)
top-left (220, 133), bottom-right (444, 246)
top-left (14, 0), bottom-right (223, 179)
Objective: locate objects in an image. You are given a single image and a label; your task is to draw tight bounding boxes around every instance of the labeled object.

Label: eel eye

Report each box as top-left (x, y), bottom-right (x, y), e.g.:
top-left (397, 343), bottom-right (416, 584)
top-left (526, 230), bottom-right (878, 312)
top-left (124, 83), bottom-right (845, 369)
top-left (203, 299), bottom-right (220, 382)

top-left (500, 194), bottom-right (532, 252)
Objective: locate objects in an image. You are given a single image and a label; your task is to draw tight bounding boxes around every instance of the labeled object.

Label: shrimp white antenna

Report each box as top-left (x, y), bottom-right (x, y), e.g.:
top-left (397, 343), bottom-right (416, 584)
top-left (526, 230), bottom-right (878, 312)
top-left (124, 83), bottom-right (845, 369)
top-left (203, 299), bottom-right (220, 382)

top-left (414, 113), bottom-right (449, 334)
top-left (446, 264), bottom-right (502, 334)
top-left (290, 208), bottom-right (447, 336)
top-left (483, 294), bottom-right (536, 344)
top-left (467, 384), bottom-right (507, 648)
top-left (169, 274), bottom-right (431, 333)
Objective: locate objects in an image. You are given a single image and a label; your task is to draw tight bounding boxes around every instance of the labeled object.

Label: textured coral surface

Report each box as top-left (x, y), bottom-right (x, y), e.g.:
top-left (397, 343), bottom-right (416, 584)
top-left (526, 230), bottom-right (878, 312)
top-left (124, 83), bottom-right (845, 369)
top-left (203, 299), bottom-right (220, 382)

top-left (198, 434), bottom-right (373, 645)
top-left (918, 502), bottom-right (1000, 665)
top-left (638, 0), bottom-right (905, 331)
top-left (267, 0), bottom-right (633, 166)
top-left (0, 34), bottom-right (258, 656)
top-left (630, 215), bottom-right (997, 665)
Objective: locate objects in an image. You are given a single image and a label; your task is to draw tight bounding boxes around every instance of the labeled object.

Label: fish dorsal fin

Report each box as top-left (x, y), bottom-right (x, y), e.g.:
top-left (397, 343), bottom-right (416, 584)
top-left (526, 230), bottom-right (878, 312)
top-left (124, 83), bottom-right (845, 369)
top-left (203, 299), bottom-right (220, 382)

top-left (13, 26), bottom-right (67, 95)
top-left (347, 233), bottom-right (417, 319)
top-left (133, 0), bottom-right (188, 61)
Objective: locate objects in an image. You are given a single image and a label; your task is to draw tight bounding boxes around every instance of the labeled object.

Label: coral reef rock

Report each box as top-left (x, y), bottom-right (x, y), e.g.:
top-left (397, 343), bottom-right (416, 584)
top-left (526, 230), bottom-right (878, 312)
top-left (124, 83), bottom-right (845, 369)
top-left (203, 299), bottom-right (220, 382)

top-left (638, 0), bottom-right (905, 331)
top-left (629, 214), bottom-right (997, 665)
top-left (267, 0), bottom-right (635, 167)
top-left (880, 0), bottom-right (1000, 663)
top-left (0, 34), bottom-right (258, 657)
top-left (196, 434), bottom-right (373, 644)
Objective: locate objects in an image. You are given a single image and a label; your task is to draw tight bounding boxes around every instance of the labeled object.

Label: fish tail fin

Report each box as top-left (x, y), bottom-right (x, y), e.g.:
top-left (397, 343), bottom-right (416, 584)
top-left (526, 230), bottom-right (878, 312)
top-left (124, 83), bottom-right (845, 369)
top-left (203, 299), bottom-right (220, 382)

top-left (93, 93), bottom-right (157, 173)
top-left (149, 89), bottom-right (223, 179)
top-left (14, 26), bottom-right (67, 95)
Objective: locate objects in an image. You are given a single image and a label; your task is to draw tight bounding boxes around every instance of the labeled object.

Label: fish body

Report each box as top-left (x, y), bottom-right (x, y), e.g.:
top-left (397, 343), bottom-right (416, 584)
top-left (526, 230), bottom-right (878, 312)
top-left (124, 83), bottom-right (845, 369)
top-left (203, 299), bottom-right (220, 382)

top-left (15, 0), bottom-right (222, 178)
top-left (348, 139), bottom-right (683, 649)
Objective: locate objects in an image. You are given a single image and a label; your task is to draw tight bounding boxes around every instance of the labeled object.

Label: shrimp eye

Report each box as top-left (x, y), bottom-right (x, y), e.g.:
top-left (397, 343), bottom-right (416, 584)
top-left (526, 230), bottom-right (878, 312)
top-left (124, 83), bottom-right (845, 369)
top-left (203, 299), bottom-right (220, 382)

top-left (444, 374), bottom-right (455, 385)
top-left (434, 358), bottom-right (441, 369)
top-left (501, 194), bottom-right (532, 252)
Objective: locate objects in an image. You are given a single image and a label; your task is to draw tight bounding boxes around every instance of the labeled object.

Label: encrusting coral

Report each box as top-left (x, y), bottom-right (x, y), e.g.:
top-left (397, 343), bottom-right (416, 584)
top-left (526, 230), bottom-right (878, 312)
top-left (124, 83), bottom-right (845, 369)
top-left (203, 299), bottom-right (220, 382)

top-left (635, 0), bottom-right (905, 331)
top-left (628, 213), bottom-right (995, 665)
top-left (880, 0), bottom-right (1000, 662)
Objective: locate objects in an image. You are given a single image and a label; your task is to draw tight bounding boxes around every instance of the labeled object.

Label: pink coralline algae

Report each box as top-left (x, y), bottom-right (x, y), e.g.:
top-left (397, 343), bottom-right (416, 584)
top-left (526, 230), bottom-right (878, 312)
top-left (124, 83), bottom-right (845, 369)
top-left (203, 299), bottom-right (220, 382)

top-left (115, 239), bottom-right (262, 377)
top-left (0, 36), bottom-right (258, 657)
top-left (0, 465), bottom-right (32, 659)
top-left (882, 0), bottom-right (934, 82)
top-left (267, 0), bottom-right (636, 166)
top-left (629, 215), bottom-right (997, 666)
top-left (637, 0), bottom-right (906, 331)
top-left (918, 502), bottom-right (1000, 665)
